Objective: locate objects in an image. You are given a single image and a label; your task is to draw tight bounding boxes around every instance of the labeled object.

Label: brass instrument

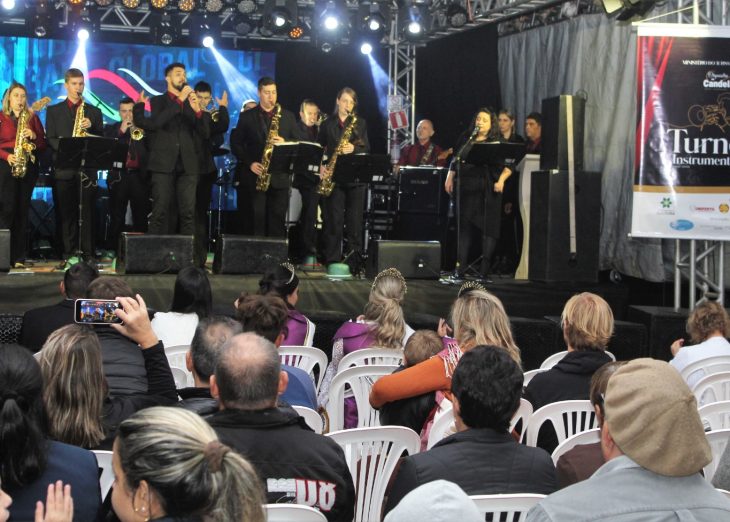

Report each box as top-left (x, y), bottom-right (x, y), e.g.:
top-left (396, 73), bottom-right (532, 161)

top-left (130, 126), bottom-right (144, 140)
top-left (256, 103), bottom-right (282, 192)
top-left (72, 96), bottom-right (88, 137)
top-left (317, 111), bottom-right (357, 197)
top-left (210, 107), bottom-right (220, 123)
top-left (10, 96), bottom-right (50, 179)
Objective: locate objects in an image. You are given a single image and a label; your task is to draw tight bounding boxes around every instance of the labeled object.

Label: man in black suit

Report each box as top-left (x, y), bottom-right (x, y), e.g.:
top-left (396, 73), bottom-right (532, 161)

top-left (231, 77), bottom-right (297, 238)
top-left (140, 62), bottom-right (208, 236)
top-left (103, 97), bottom-right (150, 253)
top-left (20, 261), bottom-right (98, 352)
top-left (45, 68), bottom-right (104, 261)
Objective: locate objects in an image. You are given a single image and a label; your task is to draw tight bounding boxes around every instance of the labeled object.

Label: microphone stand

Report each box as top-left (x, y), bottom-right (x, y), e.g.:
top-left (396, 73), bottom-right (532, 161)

top-left (451, 127), bottom-right (479, 281)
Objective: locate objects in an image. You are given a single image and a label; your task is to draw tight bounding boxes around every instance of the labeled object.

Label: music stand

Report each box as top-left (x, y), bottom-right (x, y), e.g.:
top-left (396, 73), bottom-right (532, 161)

top-left (57, 136), bottom-right (121, 257)
top-left (333, 153), bottom-right (391, 185)
top-left (291, 142), bottom-right (325, 188)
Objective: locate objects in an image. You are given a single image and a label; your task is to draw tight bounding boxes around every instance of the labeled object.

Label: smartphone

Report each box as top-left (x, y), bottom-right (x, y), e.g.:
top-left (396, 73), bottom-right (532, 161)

top-left (74, 299), bottom-right (123, 325)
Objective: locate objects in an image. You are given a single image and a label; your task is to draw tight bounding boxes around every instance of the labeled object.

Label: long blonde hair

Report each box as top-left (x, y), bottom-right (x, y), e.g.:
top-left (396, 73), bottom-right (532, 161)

top-left (38, 324), bottom-right (105, 448)
top-left (363, 268), bottom-right (407, 349)
top-left (2, 81), bottom-right (28, 116)
top-left (451, 289), bottom-right (521, 365)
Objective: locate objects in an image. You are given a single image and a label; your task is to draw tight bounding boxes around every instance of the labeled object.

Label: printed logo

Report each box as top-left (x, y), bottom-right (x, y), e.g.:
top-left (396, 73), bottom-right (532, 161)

top-left (704, 70), bottom-right (730, 89)
top-left (691, 205), bottom-right (715, 213)
top-left (720, 204), bottom-right (730, 213)
top-left (670, 219), bottom-right (695, 231)
top-left (661, 197), bottom-right (673, 209)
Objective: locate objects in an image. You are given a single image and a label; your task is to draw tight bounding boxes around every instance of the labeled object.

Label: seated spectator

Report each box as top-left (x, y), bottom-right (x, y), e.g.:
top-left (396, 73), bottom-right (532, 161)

top-left (259, 262), bottom-right (315, 346)
top-left (555, 360), bottom-right (626, 488)
top-left (151, 266), bottom-right (212, 348)
top-left (524, 292), bottom-right (615, 453)
top-left (0, 344), bottom-right (102, 521)
top-left (527, 358), bottom-right (730, 521)
top-left (713, 439), bottom-right (730, 491)
top-left (20, 261), bottom-right (98, 352)
top-left (1, 481), bottom-right (74, 522)
top-left (384, 480), bottom-right (481, 522)
top-left (385, 346), bottom-right (556, 514)
top-left (235, 293), bottom-right (317, 409)
top-left (39, 300), bottom-right (177, 450)
top-left (177, 316), bottom-right (242, 416)
top-left (671, 300), bottom-right (730, 388)
top-left (207, 332), bottom-right (355, 522)
top-left (113, 406), bottom-right (266, 522)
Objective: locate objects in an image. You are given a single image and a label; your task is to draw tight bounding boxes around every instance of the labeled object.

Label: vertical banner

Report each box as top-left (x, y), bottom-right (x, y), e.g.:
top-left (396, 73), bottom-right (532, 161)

top-left (632, 24), bottom-right (730, 240)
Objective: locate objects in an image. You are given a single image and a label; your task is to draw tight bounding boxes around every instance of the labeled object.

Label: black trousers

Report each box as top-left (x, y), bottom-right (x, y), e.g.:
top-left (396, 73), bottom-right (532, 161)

top-left (55, 169), bottom-right (97, 258)
top-left (194, 170), bottom-right (215, 266)
top-left (107, 168), bottom-right (150, 251)
top-left (322, 183), bottom-right (366, 264)
top-left (298, 185), bottom-right (320, 256)
top-left (148, 162), bottom-right (198, 235)
top-left (0, 161), bottom-right (20, 230)
top-left (251, 187), bottom-right (289, 238)
top-left (12, 166), bottom-right (39, 263)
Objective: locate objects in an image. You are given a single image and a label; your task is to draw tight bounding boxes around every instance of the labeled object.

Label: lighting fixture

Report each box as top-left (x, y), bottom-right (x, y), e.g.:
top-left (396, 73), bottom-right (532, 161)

top-left (237, 0), bottom-right (256, 14)
top-left (360, 42), bottom-right (372, 55)
top-left (121, 0), bottom-right (141, 8)
top-left (205, 0), bottom-right (223, 12)
top-left (178, 0), bottom-right (195, 12)
top-left (151, 0), bottom-right (169, 9)
top-left (321, 42), bottom-right (333, 53)
top-left (154, 12), bottom-right (177, 44)
top-left (446, 3), bottom-right (468, 27)
top-left (232, 14), bottom-right (253, 34)
top-left (77, 28), bottom-right (90, 40)
top-left (67, 0), bottom-right (83, 5)
top-left (1, 0), bottom-right (14, 10)
top-left (202, 35), bottom-right (214, 47)
top-left (95, 0), bottom-right (114, 6)
top-left (289, 25), bottom-right (303, 39)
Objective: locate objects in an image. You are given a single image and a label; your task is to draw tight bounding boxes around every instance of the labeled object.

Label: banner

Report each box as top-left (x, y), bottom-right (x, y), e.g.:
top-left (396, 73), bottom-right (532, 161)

top-left (632, 24), bottom-right (730, 240)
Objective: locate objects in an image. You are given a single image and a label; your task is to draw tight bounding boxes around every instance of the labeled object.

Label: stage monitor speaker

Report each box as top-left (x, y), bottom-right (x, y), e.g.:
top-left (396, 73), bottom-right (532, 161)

top-left (120, 233), bottom-right (194, 274)
top-left (540, 95), bottom-right (586, 172)
top-left (528, 170), bottom-right (601, 283)
top-left (545, 316), bottom-right (648, 361)
top-left (628, 305), bottom-right (689, 361)
top-left (366, 240), bottom-right (441, 279)
top-left (397, 167), bottom-right (448, 215)
top-left (0, 229), bottom-right (9, 271)
top-left (213, 235), bottom-right (288, 274)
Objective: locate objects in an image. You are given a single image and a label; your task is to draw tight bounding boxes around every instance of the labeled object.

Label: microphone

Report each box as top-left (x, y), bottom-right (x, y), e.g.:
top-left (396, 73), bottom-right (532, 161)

top-left (469, 125), bottom-right (480, 140)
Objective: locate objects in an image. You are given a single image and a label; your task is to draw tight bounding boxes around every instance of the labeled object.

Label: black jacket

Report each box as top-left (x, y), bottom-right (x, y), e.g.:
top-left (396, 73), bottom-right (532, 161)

top-left (103, 121), bottom-right (150, 175)
top-left (231, 105), bottom-right (297, 170)
top-left (378, 366), bottom-right (436, 434)
top-left (294, 120), bottom-right (319, 142)
top-left (177, 387), bottom-right (218, 417)
top-left (207, 407), bottom-right (355, 522)
top-left (94, 327), bottom-right (148, 397)
top-left (385, 428), bottom-right (558, 514)
top-left (317, 114), bottom-right (370, 157)
top-left (20, 299), bottom-right (75, 352)
top-left (45, 100), bottom-right (104, 180)
top-left (202, 105), bottom-right (230, 174)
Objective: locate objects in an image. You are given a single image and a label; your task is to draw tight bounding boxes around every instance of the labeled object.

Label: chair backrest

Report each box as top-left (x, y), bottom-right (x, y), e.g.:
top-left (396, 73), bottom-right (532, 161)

top-left (170, 367), bottom-right (189, 389)
top-left (303, 318), bottom-right (316, 347)
top-left (293, 405), bottom-right (324, 434)
top-left (523, 369), bottom-right (543, 387)
top-left (705, 429), bottom-right (730, 482)
top-left (699, 401), bottom-right (730, 431)
top-left (526, 400), bottom-right (597, 448)
top-left (717, 489), bottom-right (730, 500)
top-left (339, 348), bottom-right (404, 370)
top-left (279, 346), bottom-right (329, 392)
top-left (266, 504), bottom-right (328, 522)
top-left (540, 350), bottom-right (616, 370)
top-left (326, 365), bottom-right (395, 431)
top-left (92, 450), bottom-right (114, 502)
top-left (509, 398), bottom-right (533, 443)
top-left (693, 371), bottom-right (730, 406)
top-left (327, 426), bottom-right (420, 522)
top-left (427, 407), bottom-right (455, 450)
top-left (683, 356), bottom-right (730, 388)
top-left (551, 428), bottom-right (601, 465)
top-left (164, 344), bottom-right (194, 387)
top-left (469, 493), bottom-right (546, 522)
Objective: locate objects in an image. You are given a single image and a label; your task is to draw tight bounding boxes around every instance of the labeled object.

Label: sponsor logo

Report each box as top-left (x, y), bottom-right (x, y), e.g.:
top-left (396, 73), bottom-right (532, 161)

top-left (704, 70), bottom-right (730, 89)
top-left (670, 219), bottom-right (694, 231)
top-left (691, 205), bottom-right (715, 213)
top-left (660, 197), bottom-right (672, 209)
top-left (721, 204), bottom-right (730, 213)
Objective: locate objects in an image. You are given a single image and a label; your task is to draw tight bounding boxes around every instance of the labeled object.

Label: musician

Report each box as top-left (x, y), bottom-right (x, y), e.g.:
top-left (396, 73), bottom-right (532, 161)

top-left (231, 76), bottom-right (296, 238)
top-left (103, 97), bottom-right (150, 253)
top-left (445, 108), bottom-right (512, 281)
top-left (0, 82), bottom-right (47, 266)
top-left (396, 119), bottom-right (447, 168)
top-left (293, 99), bottom-right (322, 263)
top-left (525, 112), bottom-right (542, 153)
top-left (317, 87), bottom-right (370, 268)
top-left (140, 62), bottom-right (209, 236)
top-left (46, 68), bottom-right (103, 261)
top-left (241, 99), bottom-right (258, 112)
top-left (496, 109), bottom-right (525, 275)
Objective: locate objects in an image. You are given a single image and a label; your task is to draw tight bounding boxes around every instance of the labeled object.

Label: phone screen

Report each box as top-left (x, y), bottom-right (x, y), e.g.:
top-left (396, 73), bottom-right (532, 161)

top-left (74, 299), bottom-right (123, 325)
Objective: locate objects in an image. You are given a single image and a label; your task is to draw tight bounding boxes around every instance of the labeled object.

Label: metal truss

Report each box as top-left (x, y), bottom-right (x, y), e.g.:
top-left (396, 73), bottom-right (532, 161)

top-left (386, 19), bottom-right (416, 158)
top-left (674, 240), bottom-right (725, 310)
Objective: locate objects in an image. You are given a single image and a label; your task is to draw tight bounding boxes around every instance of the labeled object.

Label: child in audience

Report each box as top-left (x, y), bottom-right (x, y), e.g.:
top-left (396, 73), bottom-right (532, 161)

top-left (259, 262), bottom-right (315, 346)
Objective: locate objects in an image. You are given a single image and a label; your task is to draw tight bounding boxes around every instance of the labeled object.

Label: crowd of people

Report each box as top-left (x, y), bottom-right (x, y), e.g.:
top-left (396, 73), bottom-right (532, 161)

top-left (3, 260), bottom-right (730, 521)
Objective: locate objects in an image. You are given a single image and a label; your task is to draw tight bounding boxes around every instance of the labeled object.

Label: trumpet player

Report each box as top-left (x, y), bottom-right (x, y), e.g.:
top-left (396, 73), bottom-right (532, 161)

top-left (46, 68), bottom-right (103, 262)
top-left (103, 97), bottom-right (150, 253)
top-left (0, 82), bottom-right (47, 267)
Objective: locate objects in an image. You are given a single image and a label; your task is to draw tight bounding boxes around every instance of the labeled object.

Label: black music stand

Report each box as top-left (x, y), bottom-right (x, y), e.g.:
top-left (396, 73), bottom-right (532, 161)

top-left (57, 136), bottom-right (121, 257)
top-left (333, 153), bottom-right (391, 185)
top-left (291, 142), bottom-right (325, 188)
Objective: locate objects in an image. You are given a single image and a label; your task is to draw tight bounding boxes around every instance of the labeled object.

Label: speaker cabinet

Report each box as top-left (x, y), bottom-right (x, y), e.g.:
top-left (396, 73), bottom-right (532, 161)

top-left (366, 240), bottom-right (441, 279)
top-left (119, 233), bottom-right (194, 274)
top-left (545, 316), bottom-right (648, 361)
top-left (541, 95), bottom-right (586, 172)
top-left (528, 170), bottom-right (601, 283)
top-left (628, 305), bottom-right (689, 361)
top-left (397, 166), bottom-right (449, 214)
top-left (0, 229), bottom-right (9, 271)
top-left (213, 235), bottom-right (288, 275)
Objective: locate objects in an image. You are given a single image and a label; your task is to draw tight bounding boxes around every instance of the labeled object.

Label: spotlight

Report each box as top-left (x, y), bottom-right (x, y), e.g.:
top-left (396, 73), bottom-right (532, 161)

top-left (178, 0), bottom-right (195, 12)
top-left (407, 20), bottom-right (421, 34)
top-left (324, 15), bottom-right (339, 30)
top-left (95, 0), bottom-right (114, 6)
top-left (34, 16), bottom-right (49, 37)
top-left (289, 25), bottom-right (303, 39)
top-left (202, 35), bottom-right (214, 47)
top-left (121, 0), bottom-right (140, 8)
top-left (446, 3), bottom-right (468, 27)
top-left (205, 0), bottom-right (223, 12)
top-left (263, 0), bottom-right (297, 34)
top-left (321, 42), bottom-right (333, 53)
top-left (77, 28), bottom-right (90, 41)
top-left (150, 0), bottom-right (169, 8)
top-left (1, 0), bottom-right (14, 9)
top-left (232, 14), bottom-right (253, 34)
top-left (67, 0), bottom-right (83, 5)
top-left (154, 12), bottom-right (177, 44)
top-left (360, 42), bottom-right (372, 55)
top-left (319, 0), bottom-right (342, 31)
top-left (237, 0), bottom-right (256, 13)
top-left (367, 17), bottom-right (382, 31)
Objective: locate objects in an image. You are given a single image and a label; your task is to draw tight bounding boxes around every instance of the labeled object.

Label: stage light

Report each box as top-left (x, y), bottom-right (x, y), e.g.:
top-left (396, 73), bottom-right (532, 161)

top-left (67, 0), bottom-right (83, 5)
top-left (95, 0), bottom-right (114, 6)
top-left (324, 15), bottom-right (339, 30)
top-left (205, 0), bottom-right (223, 12)
top-left (407, 20), bottom-right (421, 34)
top-left (367, 17), bottom-right (382, 31)
top-left (360, 42), bottom-right (372, 55)
top-left (77, 28), bottom-right (90, 41)
top-left (1, 0), bottom-right (14, 10)
top-left (34, 17), bottom-right (48, 37)
top-left (320, 0), bottom-right (342, 30)
top-left (232, 14), bottom-right (253, 35)
top-left (154, 12), bottom-right (177, 44)
top-left (321, 42), bottom-right (333, 53)
top-left (121, 0), bottom-right (140, 8)
top-left (289, 25), bottom-right (303, 39)
top-left (237, 0), bottom-right (256, 13)
top-left (178, 0), bottom-right (195, 12)
top-left (202, 35), bottom-right (214, 47)
top-left (151, 0), bottom-right (169, 8)
top-left (263, 0), bottom-right (297, 34)
top-left (447, 3), bottom-right (468, 27)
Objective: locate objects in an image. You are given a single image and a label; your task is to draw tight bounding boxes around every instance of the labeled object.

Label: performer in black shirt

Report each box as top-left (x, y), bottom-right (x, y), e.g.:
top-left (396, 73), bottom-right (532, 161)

top-left (293, 99), bottom-right (321, 263)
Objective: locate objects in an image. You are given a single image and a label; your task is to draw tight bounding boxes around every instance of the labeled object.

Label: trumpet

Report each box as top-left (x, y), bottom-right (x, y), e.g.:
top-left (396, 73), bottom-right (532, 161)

top-left (130, 126), bottom-right (144, 140)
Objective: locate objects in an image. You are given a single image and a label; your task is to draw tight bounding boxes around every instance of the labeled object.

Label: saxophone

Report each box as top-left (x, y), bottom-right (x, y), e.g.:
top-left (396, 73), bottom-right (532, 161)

top-left (11, 108), bottom-right (36, 178)
top-left (256, 103), bottom-right (282, 192)
top-left (73, 97), bottom-right (88, 137)
top-left (317, 111), bottom-right (357, 197)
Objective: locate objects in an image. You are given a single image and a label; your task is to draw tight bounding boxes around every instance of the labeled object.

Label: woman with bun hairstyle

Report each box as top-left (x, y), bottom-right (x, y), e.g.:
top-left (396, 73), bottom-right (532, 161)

top-left (258, 262), bottom-right (315, 346)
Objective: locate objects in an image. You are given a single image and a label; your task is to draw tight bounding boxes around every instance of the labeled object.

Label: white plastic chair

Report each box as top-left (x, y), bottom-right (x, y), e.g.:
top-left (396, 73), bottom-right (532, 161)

top-left (279, 346), bottom-right (329, 392)
top-left (427, 407), bottom-right (455, 449)
top-left (470, 493), bottom-right (546, 522)
top-left (164, 345), bottom-right (194, 387)
top-left (326, 365), bottom-right (394, 431)
top-left (693, 371), bottom-right (730, 406)
top-left (705, 429), bottom-right (730, 482)
top-left (92, 450), bottom-right (114, 502)
top-left (339, 348), bottom-right (404, 369)
top-left (539, 350), bottom-right (616, 370)
top-left (170, 367), bottom-right (189, 389)
top-left (293, 405), bottom-right (324, 434)
top-left (699, 401), bottom-right (730, 431)
top-left (509, 398), bottom-right (533, 443)
top-left (266, 504), bottom-right (327, 521)
top-left (681, 355), bottom-right (730, 385)
top-left (327, 426), bottom-right (420, 522)
top-left (523, 369), bottom-right (543, 387)
top-left (526, 400), bottom-right (598, 448)
top-left (717, 489), bottom-right (730, 500)
top-left (303, 317), bottom-right (316, 347)
top-left (551, 428), bottom-right (601, 465)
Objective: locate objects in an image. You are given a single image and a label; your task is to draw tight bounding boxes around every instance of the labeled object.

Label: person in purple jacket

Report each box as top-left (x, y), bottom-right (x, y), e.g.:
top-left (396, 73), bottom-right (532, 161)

top-left (259, 263), bottom-right (315, 346)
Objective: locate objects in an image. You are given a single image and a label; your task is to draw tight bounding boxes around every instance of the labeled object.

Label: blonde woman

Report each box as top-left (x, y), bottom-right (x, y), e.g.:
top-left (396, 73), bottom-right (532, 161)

top-left (111, 407), bottom-right (265, 522)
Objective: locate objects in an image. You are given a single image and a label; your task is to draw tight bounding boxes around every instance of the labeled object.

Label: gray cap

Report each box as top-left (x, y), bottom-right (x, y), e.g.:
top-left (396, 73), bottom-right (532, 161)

top-left (384, 480), bottom-right (482, 522)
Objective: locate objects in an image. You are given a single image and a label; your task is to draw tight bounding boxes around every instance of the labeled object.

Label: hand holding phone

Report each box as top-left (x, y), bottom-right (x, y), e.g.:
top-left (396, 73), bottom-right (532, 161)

top-left (74, 299), bottom-right (123, 325)
top-left (111, 294), bottom-right (159, 349)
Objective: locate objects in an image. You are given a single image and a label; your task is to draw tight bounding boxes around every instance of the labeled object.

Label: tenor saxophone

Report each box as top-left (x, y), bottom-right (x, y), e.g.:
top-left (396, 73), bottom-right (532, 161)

top-left (11, 108), bottom-right (35, 178)
top-left (256, 103), bottom-right (282, 192)
top-left (73, 97), bottom-right (88, 137)
top-left (317, 112), bottom-right (357, 197)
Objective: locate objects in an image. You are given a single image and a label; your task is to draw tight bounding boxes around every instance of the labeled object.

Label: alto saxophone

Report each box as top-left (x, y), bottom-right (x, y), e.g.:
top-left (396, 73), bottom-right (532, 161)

top-left (317, 112), bottom-right (357, 197)
top-left (73, 97), bottom-right (88, 137)
top-left (11, 108), bottom-right (36, 179)
top-left (256, 103), bottom-right (282, 192)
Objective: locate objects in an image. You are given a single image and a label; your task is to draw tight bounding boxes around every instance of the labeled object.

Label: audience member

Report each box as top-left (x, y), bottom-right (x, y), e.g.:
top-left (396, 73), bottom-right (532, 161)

top-left (151, 266), bottom-right (212, 347)
top-left (19, 261), bottom-right (98, 351)
top-left (0, 344), bottom-right (101, 521)
top-left (113, 407), bottom-right (266, 522)
top-left (671, 300), bottom-right (730, 388)
top-left (525, 112), bottom-right (542, 153)
top-left (207, 333), bottom-right (355, 521)
top-left (0, 481), bottom-right (74, 522)
top-left (177, 316), bottom-right (242, 416)
top-left (527, 358), bottom-right (730, 520)
top-left (235, 293), bottom-right (317, 408)
top-left (258, 262), bottom-right (314, 346)
top-left (384, 480), bottom-right (482, 522)
top-left (385, 346), bottom-right (556, 513)
top-left (524, 292), bottom-right (615, 453)
top-left (712, 440), bottom-right (730, 491)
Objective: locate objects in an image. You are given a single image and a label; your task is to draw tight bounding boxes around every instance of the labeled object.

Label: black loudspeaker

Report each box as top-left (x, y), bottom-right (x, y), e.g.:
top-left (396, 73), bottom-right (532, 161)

top-left (545, 316), bottom-right (649, 362)
top-left (528, 170), bottom-right (601, 283)
top-left (0, 229), bottom-right (9, 271)
top-left (366, 240), bottom-right (441, 279)
top-left (541, 95), bottom-right (586, 172)
top-left (213, 235), bottom-right (288, 274)
top-left (120, 233), bottom-right (194, 274)
top-left (510, 317), bottom-right (556, 371)
top-left (628, 305), bottom-right (689, 361)
top-left (397, 167), bottom-right (448, 214)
